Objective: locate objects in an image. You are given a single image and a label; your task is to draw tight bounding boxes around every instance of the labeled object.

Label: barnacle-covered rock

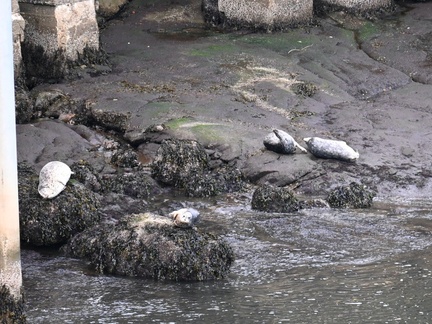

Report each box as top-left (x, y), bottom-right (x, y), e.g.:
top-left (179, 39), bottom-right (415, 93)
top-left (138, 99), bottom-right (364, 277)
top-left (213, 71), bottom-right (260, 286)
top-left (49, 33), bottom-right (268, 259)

top-left (18, 162), bottom-right (100, 246)
top-left (151, 139), bottom-right (209, 187)
top-left (326, 182), bottom-right (376, 208)
top-left (101, 170), bottom-right (161, 199)
top-left (62, 213), bottom-right (234, 281)
top-left (183, 166), bottom-right (245, 198)
top-left (70, 160), bottom-right (102, 192)
top-left (251, 185), bottom-right (300, 213)
top-left (110, 148), bottom-right (140, 168)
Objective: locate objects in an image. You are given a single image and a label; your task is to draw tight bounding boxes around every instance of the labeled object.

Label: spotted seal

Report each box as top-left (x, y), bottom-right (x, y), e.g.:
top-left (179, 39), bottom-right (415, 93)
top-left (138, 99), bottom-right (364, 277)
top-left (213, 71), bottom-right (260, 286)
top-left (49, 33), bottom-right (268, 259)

top-left (303, 137), bottom-right (359, 162)
top-left (264, 129), bottom-right (307, 154)
top-left (169, 208), bottom-right (200, 228)
top-left (38, 161), bottom-right (73, 199)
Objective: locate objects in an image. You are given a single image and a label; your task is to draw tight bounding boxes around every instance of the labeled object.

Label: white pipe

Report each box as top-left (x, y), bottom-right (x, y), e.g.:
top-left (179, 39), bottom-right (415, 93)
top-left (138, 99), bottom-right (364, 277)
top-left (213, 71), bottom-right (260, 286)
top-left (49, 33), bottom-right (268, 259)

top-left (0, 0), bottom-right (23, 300)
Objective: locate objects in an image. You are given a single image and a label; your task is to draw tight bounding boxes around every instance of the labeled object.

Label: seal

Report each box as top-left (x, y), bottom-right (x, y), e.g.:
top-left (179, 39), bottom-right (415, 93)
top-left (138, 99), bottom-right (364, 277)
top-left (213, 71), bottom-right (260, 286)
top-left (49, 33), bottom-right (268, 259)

top-left (169, 208), bottom-right (200, 228)
top-left (38, 161), bottom-right (73, 199)
top-left (303, 137), bottom-right (359, 162)
top-left (264, 129), bottom-right (307, 154)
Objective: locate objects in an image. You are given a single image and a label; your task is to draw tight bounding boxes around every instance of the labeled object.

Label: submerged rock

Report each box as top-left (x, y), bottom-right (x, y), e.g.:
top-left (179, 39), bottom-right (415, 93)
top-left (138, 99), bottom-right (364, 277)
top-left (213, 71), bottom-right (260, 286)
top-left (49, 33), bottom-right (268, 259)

top-left (326, 182), bottom-right (375, 208)
top-left (62, 213), bottom-right (235, 281)
top-left (18, 162), bottom-right (100, 246)
top-left (251, 185), bottom-right (300, 213)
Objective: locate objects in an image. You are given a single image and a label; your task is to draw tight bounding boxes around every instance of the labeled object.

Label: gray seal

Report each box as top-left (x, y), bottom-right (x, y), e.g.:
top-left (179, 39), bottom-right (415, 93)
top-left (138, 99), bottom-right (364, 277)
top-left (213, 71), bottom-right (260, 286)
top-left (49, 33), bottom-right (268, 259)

top-left (264, 129), bottom-right (307, 154)
top-left (303, 137), bottom-right (359, 162)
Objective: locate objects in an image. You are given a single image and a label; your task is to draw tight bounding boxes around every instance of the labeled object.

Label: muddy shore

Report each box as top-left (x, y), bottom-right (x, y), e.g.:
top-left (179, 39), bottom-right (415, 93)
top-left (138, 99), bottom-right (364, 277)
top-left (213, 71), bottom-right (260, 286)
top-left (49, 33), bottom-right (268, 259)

top-left (17, 0), bottom-right (432, 200)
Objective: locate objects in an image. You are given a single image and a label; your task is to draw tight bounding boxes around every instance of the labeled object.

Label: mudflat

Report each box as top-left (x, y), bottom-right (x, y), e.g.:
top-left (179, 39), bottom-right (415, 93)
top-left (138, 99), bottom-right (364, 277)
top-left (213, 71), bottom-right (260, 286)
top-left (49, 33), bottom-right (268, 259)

top-left (18, 0), bottom-right (432, 198)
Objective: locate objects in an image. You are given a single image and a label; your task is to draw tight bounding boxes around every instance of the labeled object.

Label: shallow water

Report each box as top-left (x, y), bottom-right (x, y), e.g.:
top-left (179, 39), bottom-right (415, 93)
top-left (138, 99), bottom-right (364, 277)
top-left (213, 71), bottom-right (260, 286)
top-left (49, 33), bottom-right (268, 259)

top-left (23, 197), bottom-right (432, 323)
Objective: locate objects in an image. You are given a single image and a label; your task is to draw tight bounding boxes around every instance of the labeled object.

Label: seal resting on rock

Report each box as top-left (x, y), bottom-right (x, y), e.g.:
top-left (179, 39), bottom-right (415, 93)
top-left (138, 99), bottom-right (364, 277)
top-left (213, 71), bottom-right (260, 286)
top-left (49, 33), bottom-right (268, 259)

top-left (264, 129), bottom-right (307, 154)
top-left (169, 208), bottom-right (200, 228)
top-left (38, 161), bottom-right (73, 199)
top-left (303, 137), bottom-right (359, 162)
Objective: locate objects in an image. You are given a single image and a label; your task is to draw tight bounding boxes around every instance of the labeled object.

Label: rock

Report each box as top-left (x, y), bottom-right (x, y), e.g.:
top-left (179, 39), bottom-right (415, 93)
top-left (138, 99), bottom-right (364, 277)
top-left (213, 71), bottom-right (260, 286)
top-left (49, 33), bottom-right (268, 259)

top-left (101, 170), bottom-right (161, 199)
top-left (62, 212), bottom-right (235, 281)
top-left (70, 160), bottom-right (102, 192)
top-left (110, 148), bottom-right (140, 168)
top-left (90, 108), bottom-right (131, 133)
top-left (326, 182), bottom-right (376, 208)
top-left (183, 166), bottom-right (245, 198)
top-left (151, 139), bottom-right (209, 187)
top-left (97, 0), bottom-right (129, 19)
top-left (251, 185), bottom-right (300, 213)
top-left (18, 162), bottom-right (100, 246)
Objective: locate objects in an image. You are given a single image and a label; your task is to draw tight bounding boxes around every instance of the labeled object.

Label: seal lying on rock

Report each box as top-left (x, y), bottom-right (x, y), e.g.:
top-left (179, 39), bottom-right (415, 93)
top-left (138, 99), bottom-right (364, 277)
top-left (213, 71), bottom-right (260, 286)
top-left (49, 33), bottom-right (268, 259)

top-left (303, 137), bottom-right (359, 162)
top-left (169, 208), bottom-right (200, 228)
top-left (264, 129), bottom-right (307, 154)
top-left (38, 161), bottom-right (73, 199)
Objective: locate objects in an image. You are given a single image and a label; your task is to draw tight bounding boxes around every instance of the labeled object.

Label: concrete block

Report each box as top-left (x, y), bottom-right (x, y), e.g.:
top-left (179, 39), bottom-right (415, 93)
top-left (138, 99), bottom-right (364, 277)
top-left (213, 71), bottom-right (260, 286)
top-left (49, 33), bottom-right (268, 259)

top-left (203, 0), bottom-right (313, 30)
top-left (19, 0), bottom-right (99, 61)
top-left (316, 0), bottom-right (393, 12)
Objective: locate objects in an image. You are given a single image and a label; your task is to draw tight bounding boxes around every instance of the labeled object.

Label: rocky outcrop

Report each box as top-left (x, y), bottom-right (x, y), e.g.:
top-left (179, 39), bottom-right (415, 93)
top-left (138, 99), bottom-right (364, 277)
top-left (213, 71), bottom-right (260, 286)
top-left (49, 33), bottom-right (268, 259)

top-left (62, 212), bottom-right (235, 281)
top-left (18, 162), bottom-right (100, 246)
top-left (326, 182), bottom-right (376, 208)
top-left (251, 185), bottom-right (300, 213)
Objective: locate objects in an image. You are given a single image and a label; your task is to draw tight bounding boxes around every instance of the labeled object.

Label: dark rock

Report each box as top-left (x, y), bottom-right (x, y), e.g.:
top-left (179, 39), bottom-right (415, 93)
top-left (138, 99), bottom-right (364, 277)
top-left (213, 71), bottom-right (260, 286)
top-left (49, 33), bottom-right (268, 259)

top-left (62, 213), bottom-right (235, 281)
top-left (151, 139), bottom-right (209, 187)
top-left (326, 182), bottom-right (376, 208)
top-left (202, 0), bottom-right (223, 26)
top-left (251, 185), bottom-right (300, 213)
top-left (184, 166), bottom-right (245, 198)
top-left (110, 149), bottom-right (140, 168)
top-left (101, 170), bottom-right (161, 199)
top-left (70, 160), bottom-right (102, 192)
top-left (299, 198), bottom-right (330, 209)
top-left (0, 285), bottom-right (26, 324)
top-left (18, 162), bottom-right (100, 246)
top-left (90, 109), bottom-right (131, 133)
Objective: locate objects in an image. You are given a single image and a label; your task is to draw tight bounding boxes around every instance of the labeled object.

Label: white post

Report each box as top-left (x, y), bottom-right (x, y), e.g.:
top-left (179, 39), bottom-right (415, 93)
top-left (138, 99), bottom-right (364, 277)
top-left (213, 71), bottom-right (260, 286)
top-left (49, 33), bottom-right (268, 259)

top-left (0, 0), bottom-right (23, 303)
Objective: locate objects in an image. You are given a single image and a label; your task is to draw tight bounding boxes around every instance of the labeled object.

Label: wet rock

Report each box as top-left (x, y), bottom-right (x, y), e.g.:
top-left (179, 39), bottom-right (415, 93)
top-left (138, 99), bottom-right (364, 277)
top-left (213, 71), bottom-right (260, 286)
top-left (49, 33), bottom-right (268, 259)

top-left (110, 148), bottom-right (140, 168)
top-left (0, 285), bottom-right (26, 324)
top-left (290, 82), bottom-right (318, 98)
top-left (62, 212), bottom-right (235, 281)
top-left (151, 139), bottom-right (209, 187)
top-left (15, 83), bottom-right (33, 123)
top-left (90, 109), bottom-right (131, 133)
top-left (183, 166), bottom-right (245, 198)
top-left (251, 185), bottom-right (300, 213)
top-left (97, 0), bottom-right (130, 19)
top-left (71, 160), bottom-right (102, 192)
top-left (326, 182), bottom-right (376, 208)
top-left (101, 169), bottom-right (161, 199)
top-left (124, 124), bottom-right (169, 147)
top-left (18, 162), bottom-right (101, 246)
top-left (299, 198), bottom-right (330, 209)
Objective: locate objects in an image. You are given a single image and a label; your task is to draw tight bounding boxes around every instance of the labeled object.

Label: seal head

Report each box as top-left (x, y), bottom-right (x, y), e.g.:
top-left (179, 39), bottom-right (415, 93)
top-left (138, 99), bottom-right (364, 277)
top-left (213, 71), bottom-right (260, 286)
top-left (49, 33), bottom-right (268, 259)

top-left (264, 129), bottom-right (307, 154)
top-left (169, 208), bottom-right (200, 228)
top-left (38, 161), bottom-right (73, 199)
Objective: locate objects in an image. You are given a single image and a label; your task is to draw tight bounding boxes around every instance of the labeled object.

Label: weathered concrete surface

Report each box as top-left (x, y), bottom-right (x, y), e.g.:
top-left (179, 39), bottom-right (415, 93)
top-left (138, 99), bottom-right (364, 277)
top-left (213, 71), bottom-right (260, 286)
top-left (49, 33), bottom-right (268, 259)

top-left (15, 1), bottom-right (432, 200)
top-left (12, 0), bottom-right (25, 79)
top-left (204, 0), bottom-right (313, 30)
top-left (316, 0), bottom-right (394, 12)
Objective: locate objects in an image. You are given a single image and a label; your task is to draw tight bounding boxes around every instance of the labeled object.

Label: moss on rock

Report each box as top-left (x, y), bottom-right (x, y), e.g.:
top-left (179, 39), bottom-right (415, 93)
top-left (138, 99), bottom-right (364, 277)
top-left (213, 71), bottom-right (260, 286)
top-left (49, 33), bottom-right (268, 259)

top-left (251, 185), bottom-right (300, 213)
top-left (18, 162), bottom-right (101, 246)
top-left (326, 182), bottom-right (375, 208)
top-left (151, 139), bottom-right (209, 187)
top-left (62, 213), bottom-right (235, 281)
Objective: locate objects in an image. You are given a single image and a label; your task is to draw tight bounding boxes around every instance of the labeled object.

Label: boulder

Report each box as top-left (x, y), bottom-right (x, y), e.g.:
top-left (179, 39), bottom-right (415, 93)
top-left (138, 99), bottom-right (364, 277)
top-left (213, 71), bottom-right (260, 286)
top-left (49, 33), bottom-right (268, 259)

top-left (62, 213), bottom-right (235, 281)
top-left (326, 182), bottom-right (376, 208)
top-left (251, 185), bottom-right (300, 213)
top-left (18, 162), bottom-right (100, 246)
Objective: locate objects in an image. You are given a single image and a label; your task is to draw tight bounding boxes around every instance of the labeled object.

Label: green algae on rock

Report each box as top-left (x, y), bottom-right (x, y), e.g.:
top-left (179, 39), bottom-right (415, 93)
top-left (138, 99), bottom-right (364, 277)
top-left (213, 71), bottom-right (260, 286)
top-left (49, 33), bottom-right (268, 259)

top-left (18, 162), bottom-right (100, 246)
top-left (326, 182), bottom-right (376, 208)
top-left (62, 213), bottom-right (235, 281)
top-left (251, 185), bottom-right (300, 213)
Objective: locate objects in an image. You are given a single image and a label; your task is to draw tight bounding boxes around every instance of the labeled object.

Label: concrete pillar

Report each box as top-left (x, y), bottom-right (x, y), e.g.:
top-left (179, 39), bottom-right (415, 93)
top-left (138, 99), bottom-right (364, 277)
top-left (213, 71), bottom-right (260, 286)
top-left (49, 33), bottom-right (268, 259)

top-left (19, 0), bottom-right (100, 82)
top-left (315, 0), bottom-right (393, 13)
top-left (1, 0), bottom-right (25, 322)
top-left (12, 0), bottom-right (25, 80)
top-left (203, 0), bottom-right (313, 31)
